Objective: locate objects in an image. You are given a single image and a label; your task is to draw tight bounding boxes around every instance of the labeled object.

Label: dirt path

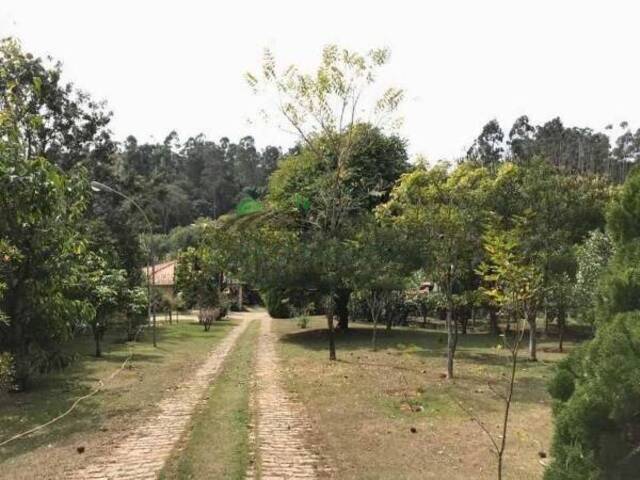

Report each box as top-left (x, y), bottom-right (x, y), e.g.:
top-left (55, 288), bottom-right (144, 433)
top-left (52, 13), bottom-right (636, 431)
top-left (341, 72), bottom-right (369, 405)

top-left (250, 314), bottom-right (322, 480)
top-left (69, 317), bottom-right (253, 480)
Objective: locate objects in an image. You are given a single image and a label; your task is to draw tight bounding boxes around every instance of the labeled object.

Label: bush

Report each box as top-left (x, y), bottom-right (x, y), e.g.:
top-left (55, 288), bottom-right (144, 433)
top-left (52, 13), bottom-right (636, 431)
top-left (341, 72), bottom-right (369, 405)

top-left (263, 289), bottom-right (291, 318)
top-left (545, 313), bottom-right (640, 479)
top-left (297, 315), bottom-right (311, 329)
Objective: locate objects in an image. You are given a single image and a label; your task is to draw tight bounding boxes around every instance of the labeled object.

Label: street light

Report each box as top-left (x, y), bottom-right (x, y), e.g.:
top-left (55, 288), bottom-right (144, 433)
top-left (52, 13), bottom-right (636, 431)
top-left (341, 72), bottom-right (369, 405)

top-left (90, 181), bottom-right (157, 347)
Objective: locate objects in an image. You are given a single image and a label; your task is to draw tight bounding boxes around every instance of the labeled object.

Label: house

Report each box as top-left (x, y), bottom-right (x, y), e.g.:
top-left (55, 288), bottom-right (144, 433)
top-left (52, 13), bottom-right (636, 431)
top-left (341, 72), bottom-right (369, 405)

top-left (143, 260), bottom-right (177, 303)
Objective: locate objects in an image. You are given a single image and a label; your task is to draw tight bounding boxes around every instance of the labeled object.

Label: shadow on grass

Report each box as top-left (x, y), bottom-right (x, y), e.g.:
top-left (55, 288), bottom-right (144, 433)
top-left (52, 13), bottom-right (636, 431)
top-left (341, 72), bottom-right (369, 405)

top-left (281, 323), bottom-right (500, 357)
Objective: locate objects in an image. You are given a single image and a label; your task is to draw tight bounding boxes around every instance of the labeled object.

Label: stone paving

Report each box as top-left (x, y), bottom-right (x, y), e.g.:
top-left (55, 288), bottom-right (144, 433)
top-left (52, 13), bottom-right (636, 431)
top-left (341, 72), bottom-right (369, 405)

top-left (251, 315), bottom-right (322, 480)
top-left (69, 317), bottom-right (252, 480)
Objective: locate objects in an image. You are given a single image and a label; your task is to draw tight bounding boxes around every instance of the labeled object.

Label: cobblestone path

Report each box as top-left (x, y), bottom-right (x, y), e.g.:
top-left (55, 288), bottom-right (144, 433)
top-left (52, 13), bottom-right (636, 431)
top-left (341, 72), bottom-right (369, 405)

top-left (69, 317), bottom-right (252, 480)
top-left (250, 314), bottom-right (322, 480)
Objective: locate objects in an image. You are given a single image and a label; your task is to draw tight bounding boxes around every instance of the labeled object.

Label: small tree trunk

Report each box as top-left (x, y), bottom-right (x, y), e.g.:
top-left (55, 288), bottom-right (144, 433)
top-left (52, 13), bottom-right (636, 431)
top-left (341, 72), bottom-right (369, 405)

top-left (446, 303), bottom-right (456, 379)
top-left (461, 315), bottom-right (468, 335)
top-left (543, 308), bottom-right (549, 336)
top-left (528, 313), bottom-right (537, 362)
top-left (94, 326), bottom-right (102, 358)
top-left (335, 289), bottom-right (350, 330)
top-left (489, 308), bottom-right (499, 336)
top-left (558, 309), bottom-right (566, 353)
top-left (327, 312), bottom-right (337, 361)
top-left (372, 315), bottom-right (378, 351)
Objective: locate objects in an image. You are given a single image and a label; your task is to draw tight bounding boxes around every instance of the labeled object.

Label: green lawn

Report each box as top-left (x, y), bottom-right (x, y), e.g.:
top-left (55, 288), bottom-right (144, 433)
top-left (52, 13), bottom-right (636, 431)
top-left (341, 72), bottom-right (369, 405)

top-left (0, 320), bottom-right (234, 479)
top-left (160, 318), bottom-right (259, 480)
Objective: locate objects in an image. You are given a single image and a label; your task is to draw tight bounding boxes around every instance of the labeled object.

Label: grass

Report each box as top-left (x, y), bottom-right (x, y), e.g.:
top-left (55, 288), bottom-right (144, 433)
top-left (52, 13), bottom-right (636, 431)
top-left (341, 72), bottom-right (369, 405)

top-left (160, 318), bottom-right (259, 480)
top-left (0, 319), bottom-right (235, 479)
top-left (273, 316), bottom-right (575, 480)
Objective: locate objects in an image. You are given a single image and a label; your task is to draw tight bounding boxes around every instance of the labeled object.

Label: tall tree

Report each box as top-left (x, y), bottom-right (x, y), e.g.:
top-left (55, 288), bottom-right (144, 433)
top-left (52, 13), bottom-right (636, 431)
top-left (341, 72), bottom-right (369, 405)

top-left (246, 45), bottom-right (403, 360)
top-left (467, 119), bottom-right (504, 171)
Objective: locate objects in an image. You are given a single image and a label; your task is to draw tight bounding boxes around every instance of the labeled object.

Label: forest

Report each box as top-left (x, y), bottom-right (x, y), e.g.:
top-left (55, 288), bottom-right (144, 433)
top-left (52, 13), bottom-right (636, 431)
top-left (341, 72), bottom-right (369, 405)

top-left (1, 38), bottom-right (640, 480)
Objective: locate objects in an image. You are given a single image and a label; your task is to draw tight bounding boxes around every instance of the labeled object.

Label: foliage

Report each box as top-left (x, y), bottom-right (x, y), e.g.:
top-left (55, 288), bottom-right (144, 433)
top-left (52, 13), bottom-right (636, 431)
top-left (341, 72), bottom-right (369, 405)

top-left (545, 313), bottom-right (640, 480)
top-left (574, 230), bottom-right (614, 326)
top-left (0, 127), bottom-right (95, 389)
top-left (477, 218), bottom-right (542, 324)
top-left (379, 161), bottom-right (491, 376)
top-left (176, 246), bottom-right (221, 310)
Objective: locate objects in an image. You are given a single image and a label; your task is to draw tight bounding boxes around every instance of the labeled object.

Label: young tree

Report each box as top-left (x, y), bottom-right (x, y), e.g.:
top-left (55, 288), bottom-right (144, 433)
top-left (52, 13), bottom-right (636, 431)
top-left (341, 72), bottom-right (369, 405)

top-left (379, 162), bottom-right (491, 378)
top-left (71, 253), bottom-right (128, 357)
top-left (476, 220), bottom-right (542, 480)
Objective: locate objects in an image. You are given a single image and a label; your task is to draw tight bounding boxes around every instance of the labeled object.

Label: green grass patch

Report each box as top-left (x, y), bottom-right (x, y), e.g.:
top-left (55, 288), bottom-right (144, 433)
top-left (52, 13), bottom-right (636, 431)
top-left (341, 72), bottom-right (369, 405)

top-left (160, 319), bottom-right (259, 480)
top-left (0, 320), bottom-right (234, 470)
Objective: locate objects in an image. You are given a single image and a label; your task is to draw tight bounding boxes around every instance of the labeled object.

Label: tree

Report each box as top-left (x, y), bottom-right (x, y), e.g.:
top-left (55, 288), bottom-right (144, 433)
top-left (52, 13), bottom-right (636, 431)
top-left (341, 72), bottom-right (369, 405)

top-left (545, 251), bottom-right (577, 352)
top-left (0, 140), bottom-right (95, 390)
top-left (0, 38), bottom-right (113, 172)
top-left (600, 166), bottom-right (640, 317)
top-left (467, 119), bottom-right (504, 171)
top-left (508, 115), bottom-right (535, 161)
top-left (78, 254), bottom-right (128, 357)
top-left (379, 162), bottom-right (491, 378)
top-left (348, 218), bottom-right (411, 350)
top-left (574, 230), bottom-right (614, 327)
top-left (246, 45), bottom-right (403, 360)
top-left (546, 166), bottom-right (640, 479)
top-left (477, 219), bottom-right (542, 480)
top-left (266, 124), bottom-right (409, 329)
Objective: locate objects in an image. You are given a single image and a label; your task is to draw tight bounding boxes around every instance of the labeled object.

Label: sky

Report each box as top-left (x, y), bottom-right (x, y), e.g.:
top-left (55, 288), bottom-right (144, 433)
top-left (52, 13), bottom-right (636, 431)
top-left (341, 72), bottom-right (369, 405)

top-left (2, 0), bottom-right (640, 161)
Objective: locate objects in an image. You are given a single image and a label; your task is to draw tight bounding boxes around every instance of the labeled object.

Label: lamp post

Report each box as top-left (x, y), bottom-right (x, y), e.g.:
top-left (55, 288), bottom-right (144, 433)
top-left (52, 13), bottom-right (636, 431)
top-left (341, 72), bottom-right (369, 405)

top-left (90, 181), bottom-right (157, 347)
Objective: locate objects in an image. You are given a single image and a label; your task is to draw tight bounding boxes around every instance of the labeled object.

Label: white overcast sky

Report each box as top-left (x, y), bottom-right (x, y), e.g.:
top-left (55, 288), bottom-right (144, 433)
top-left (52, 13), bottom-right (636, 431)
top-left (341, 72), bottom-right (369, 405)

top-left (2, 0), bottom-right (639, 160)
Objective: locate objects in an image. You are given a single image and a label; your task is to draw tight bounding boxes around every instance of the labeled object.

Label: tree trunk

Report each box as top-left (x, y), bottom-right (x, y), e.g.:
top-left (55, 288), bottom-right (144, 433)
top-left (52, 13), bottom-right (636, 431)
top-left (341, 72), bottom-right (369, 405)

top-left (335, 289), bottom-right (350, 330)
top-left (543, 308), bottom-right (549, 336)
top-left (327, 312), bottom-right (337, 360)
top-left (558, 309), bottom-right (566, 353)
top-left (94, 331), bottom-right (102, 357)
top-left (372, 314), bottom-right (378, 351)
top-left (446, 303), bottom-right (456, 379)
top-left (460, 315), bottom-right (468, 335)
top-left (489, 308), bottom-right (499, 336)
top-left (527, 313), bottom-right (537, 362)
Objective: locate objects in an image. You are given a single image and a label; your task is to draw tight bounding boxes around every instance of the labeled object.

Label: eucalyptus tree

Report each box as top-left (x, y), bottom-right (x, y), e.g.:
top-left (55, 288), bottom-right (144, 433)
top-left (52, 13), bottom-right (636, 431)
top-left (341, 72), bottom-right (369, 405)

top-left (467, 119), bottom-right (505, 172)
top-left (246, 45), bottom-right (404, 359)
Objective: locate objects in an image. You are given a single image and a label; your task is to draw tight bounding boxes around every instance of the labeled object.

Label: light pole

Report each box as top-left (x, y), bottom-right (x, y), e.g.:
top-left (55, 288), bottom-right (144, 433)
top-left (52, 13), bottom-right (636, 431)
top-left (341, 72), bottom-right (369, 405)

top-left (90, 181), bottom-right (157, 347)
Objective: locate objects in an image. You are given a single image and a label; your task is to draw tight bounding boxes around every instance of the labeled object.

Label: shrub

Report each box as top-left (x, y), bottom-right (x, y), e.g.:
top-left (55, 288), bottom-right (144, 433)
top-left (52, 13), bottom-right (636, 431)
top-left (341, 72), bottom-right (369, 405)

top-left (297, 315), bottom-right (311, 329)
top-left (545, 313), bottom-right (640, 479)
top-left (263, 289), bottom-right (291, 318)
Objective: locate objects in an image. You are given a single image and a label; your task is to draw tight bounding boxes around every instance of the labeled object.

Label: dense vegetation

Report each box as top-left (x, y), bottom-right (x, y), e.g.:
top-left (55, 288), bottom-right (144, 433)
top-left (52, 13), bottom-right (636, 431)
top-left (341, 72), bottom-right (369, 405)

top-left (2, 38), bottom-right (640, 479)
